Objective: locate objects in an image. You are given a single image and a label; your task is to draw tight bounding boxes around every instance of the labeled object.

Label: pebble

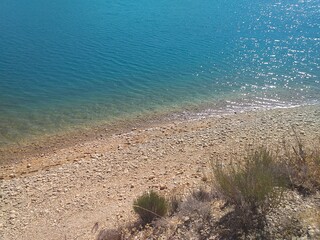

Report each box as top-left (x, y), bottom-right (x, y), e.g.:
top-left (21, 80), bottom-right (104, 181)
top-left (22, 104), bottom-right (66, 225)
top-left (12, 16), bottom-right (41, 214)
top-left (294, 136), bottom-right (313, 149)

top-left (182, 216), bottom-right (190, 222)
top-left (1, 105), bottom-right (320, 239)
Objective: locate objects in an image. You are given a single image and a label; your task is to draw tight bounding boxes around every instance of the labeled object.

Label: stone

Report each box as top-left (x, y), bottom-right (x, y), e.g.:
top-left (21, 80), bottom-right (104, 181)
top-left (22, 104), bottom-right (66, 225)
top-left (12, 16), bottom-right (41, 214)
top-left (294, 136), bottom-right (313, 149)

top-left (182, 216), bottom-right (190, 222)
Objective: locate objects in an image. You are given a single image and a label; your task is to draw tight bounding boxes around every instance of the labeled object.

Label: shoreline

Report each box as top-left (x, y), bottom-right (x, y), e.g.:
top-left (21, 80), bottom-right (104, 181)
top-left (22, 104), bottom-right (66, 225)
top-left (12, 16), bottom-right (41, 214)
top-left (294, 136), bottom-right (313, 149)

top-left (1, 104), bottom-right (320, 239)
top-left (0, 103), bottom-right (319, 180)
top-left (0, 99), bottom-right (316, 158)
top-left (1, 93), bottom-right (317, 154)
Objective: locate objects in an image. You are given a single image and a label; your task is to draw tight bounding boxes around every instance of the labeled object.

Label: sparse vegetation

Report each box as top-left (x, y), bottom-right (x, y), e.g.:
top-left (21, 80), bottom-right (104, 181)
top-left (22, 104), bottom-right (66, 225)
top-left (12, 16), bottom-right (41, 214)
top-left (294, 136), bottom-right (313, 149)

top-left (97, 137), bottom-right (320, 239)
top-left (284, 135), bottom-right (320, 195)
top-left (168, 194), bottom-right (181, 216)
top-left (96, 228), bottom-right (122, 240)
top-left (133, 190), bottom-right (168, 225)
top-left (191, 186), bottom-right (212, 202)
top-left (179, 193), bottom-right (212, 221)
top-left (212, 147), bottom-right (288, 235)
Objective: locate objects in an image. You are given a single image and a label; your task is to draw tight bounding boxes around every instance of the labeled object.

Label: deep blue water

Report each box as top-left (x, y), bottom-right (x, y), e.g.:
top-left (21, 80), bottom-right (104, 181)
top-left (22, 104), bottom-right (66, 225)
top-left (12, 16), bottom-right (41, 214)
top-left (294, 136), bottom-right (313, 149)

top-left (0, 0), bottom-right (319, 146)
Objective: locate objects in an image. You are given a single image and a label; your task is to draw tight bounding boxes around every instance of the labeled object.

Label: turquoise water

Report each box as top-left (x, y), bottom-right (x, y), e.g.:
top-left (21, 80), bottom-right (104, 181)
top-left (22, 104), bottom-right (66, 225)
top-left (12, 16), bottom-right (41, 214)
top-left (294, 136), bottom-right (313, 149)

top-left (0, 0), bottom-right (319, 146)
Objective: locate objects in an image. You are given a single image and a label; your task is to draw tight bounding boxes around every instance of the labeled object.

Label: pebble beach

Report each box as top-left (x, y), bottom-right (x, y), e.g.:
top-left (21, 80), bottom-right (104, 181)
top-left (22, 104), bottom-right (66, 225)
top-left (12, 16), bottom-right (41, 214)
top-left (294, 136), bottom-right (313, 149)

top-left (1, 104), bottom-right (320, 239)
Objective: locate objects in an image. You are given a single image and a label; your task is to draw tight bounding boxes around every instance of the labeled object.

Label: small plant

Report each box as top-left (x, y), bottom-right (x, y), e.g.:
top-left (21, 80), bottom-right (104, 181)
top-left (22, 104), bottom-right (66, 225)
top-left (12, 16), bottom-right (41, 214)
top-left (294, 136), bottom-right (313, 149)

top-left (96, 228), bottom-right (122, 240)
top-left (284, 135), bottom-right (320, 195)
top-left (191, 187), bottom-right (211, 202)
top-left (133, 190), bottom-right (168, 224)
top-left (212, 147), bottom-right (288, 234)
top-left (168, 195), bottom-right (181, 216)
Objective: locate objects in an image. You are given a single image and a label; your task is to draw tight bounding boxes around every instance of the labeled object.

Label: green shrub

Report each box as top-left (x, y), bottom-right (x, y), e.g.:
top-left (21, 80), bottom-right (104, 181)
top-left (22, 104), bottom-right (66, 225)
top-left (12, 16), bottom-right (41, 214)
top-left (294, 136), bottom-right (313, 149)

top-left (133, 190), bottom-right (168, 224)
top-left (212, 147), bottom-right (288, 233)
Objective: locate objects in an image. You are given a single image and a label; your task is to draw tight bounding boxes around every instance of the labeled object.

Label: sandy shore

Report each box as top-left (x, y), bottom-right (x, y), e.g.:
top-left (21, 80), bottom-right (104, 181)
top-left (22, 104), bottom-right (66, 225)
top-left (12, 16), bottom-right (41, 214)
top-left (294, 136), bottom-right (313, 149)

top-left (1, 105), bottom-right (320, 240)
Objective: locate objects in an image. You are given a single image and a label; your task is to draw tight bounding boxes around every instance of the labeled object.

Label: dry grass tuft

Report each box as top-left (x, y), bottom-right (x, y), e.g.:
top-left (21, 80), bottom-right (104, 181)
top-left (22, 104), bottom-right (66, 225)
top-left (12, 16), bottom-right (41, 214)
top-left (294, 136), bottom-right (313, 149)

top-left (96, 228), bottom-right (123, 240)
top-left (284, 134), bottom-right (320, 195)
top-left (168, 194), bottom-right (182, 216)
top-left (133, 190), bottom-right (168, 225)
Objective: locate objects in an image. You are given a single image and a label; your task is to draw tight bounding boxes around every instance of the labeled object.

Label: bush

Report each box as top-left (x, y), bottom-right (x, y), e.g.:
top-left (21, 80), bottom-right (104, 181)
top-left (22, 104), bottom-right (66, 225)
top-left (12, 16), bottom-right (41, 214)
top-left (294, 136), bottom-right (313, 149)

top-left (212, 147), bottom-right (288, 233)
top-left (284, 136), bottom-right (320, 195)
top-left (133, 190), bottom-right (168, 224)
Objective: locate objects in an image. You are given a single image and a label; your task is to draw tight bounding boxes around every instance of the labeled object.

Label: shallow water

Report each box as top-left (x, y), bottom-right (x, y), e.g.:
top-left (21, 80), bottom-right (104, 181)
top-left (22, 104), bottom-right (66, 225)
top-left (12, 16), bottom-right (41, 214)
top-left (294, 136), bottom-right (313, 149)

top-left (0, 0), bottom-right (319, 146)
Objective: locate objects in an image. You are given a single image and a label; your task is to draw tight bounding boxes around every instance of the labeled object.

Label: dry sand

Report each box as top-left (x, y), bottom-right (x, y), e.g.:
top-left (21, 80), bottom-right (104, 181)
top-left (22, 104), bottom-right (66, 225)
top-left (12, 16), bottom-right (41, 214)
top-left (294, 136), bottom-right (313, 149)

top-left (1, 105), bottom-right (320, 240)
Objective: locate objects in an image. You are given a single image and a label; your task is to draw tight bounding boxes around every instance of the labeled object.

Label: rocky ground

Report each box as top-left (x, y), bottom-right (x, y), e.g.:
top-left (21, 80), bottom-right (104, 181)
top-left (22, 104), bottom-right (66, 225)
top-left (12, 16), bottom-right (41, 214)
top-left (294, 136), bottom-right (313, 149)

top-left (115, 188), bottom-right (320, 239)
top-left (1, 105), bottom-right (320, 240)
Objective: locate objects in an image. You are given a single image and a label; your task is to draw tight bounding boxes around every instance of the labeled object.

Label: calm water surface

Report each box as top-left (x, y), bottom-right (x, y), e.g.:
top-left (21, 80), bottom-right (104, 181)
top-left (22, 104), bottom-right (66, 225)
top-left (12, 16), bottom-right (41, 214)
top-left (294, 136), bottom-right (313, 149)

top-left (0, 0), bottom-right (319, 146)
